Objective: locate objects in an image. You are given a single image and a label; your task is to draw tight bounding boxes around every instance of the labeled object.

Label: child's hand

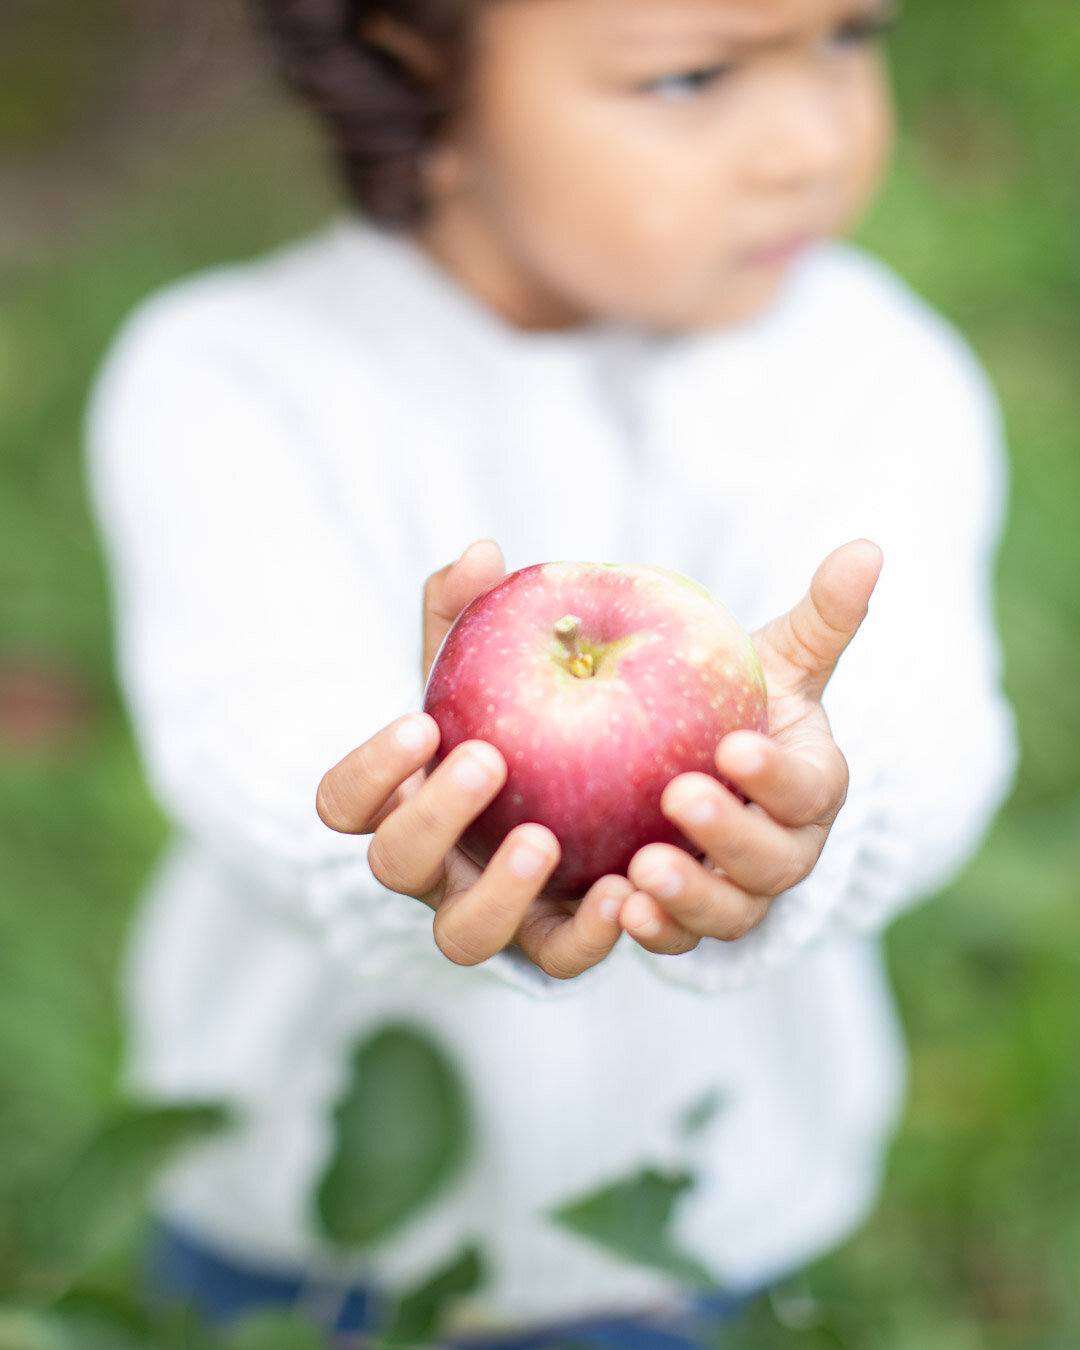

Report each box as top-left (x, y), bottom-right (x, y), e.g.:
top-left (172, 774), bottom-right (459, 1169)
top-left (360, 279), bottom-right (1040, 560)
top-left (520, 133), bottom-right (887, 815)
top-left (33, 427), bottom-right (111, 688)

top-left (317, 542), bottom-right (631, 979)
top-left (620, 540), bottom-right (884, 955)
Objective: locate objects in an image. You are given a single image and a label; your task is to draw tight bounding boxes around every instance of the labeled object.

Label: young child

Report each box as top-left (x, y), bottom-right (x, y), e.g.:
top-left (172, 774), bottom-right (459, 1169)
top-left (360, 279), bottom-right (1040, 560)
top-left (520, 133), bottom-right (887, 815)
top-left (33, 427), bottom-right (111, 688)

top-left (86, 0), bottom-right (1017, 1340)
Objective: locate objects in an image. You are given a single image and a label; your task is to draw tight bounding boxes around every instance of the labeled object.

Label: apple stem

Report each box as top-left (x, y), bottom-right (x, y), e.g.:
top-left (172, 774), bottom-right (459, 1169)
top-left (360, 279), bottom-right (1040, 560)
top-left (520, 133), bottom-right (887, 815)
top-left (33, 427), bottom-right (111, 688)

top-left (554, 615), bottom-right (595, 679)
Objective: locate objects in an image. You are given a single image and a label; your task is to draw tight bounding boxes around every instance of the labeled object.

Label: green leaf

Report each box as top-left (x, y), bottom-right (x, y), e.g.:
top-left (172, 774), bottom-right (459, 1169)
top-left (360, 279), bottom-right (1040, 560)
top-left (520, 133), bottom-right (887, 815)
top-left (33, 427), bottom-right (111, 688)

top-left (224, 1310), bottom-right (331, 1350)
top-left (380, 1245), bottom-right (484, 1347)
top-left (549, 1168), bottom-right (715, 1288)
top-left (0, 1301), bottom-right (155, 1350)
top-left (38, 1103), bottom-right (231, 1275)
top-left (314, 1024), bottom-right (469, 1251)
top-left (0, 1308), bottom-right (67, 1350)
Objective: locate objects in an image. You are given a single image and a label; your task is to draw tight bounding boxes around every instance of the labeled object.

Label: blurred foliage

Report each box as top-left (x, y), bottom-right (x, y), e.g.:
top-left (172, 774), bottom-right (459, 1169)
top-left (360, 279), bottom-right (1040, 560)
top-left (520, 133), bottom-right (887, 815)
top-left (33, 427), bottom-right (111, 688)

top-left (0, 1298), bottom-right (328, 1349)
top-left (315, 1025), bottom-right (470, 1251)
top-left (381, 1247), bottom-right (484, 1348)
top-left (2, 0), bottom-right (1079, 1344)
top-left (0, 0), bottom-right (134, 146)
top-left (550, 1170), bottom-right (715, 1289)
top-left (28, 1103), bottom-right (230, 1290)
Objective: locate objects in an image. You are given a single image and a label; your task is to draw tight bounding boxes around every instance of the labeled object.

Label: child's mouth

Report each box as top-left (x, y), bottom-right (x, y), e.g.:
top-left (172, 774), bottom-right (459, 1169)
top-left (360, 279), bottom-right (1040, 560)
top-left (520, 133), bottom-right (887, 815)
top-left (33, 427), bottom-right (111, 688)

top-left (740, 232), bottom-right (819, 270)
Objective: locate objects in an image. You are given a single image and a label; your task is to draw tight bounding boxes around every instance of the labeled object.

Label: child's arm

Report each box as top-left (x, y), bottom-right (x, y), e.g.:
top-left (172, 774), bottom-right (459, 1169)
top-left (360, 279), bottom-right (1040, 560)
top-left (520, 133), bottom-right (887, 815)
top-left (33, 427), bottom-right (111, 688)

top-left (617, 541), bottom-right (882, 953)
top-left (318, 541), bottom-right (632, 979)
top-left (89, 288), bottom-right (622, 995)
top-left (614, 304), bottom-right (1017, 990)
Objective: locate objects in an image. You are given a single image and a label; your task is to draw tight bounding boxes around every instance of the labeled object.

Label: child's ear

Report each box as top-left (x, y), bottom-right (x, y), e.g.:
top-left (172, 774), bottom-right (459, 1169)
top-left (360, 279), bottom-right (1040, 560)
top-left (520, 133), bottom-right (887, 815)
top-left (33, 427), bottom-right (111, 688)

top-left (358, 10), bottom-right (471, 205)
top-left (358, 11), bottom-right (446, 86)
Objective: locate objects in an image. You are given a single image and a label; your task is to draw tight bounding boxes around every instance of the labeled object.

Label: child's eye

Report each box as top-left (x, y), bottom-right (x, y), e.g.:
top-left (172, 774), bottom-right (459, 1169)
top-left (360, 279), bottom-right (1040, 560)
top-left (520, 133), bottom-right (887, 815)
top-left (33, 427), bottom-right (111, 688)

top-left (642, 65), bottom-right (734, 102)
top-left (824, 10), bottom-right (900, 54)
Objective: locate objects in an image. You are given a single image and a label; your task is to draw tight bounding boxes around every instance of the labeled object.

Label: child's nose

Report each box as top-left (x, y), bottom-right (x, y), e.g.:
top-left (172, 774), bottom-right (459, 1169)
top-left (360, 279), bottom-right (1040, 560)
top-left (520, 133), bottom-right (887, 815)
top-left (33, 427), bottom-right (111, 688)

top-left (747, 73), bottom-right (850, 193)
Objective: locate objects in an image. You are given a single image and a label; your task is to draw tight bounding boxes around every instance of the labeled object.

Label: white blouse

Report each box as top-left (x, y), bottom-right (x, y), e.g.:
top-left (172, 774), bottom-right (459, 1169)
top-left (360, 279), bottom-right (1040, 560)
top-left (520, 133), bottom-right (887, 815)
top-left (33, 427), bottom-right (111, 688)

top-left (86, 220), bottom-right (1016, 1326)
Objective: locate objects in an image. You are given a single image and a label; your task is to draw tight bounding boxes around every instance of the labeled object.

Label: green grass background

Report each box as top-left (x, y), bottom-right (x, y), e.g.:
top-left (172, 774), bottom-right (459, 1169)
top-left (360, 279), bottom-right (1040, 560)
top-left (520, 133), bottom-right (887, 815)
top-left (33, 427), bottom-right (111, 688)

top-left (2, 0), bottom-right (1079, 1344)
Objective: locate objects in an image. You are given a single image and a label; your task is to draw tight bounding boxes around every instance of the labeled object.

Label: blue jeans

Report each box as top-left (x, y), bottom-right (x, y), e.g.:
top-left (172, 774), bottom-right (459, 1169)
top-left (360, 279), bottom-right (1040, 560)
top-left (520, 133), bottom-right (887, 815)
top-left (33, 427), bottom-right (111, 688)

top-left (145, 1221), bottom-right (757, 1348)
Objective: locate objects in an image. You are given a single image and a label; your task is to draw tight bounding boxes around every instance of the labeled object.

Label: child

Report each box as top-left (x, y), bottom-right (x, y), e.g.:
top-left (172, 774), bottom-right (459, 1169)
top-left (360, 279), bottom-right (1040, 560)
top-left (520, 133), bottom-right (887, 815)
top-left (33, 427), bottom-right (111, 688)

top-left (86, 0), bottom-right (1017, 1340)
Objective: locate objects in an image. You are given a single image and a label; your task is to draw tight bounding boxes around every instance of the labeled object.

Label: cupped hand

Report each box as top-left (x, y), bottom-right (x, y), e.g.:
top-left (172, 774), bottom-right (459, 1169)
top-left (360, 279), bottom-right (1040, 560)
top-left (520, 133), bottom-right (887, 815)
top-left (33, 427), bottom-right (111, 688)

top-left (620, 540), bottom-right (884, 954)
top-left (316, 541), bottom-right (632, 979)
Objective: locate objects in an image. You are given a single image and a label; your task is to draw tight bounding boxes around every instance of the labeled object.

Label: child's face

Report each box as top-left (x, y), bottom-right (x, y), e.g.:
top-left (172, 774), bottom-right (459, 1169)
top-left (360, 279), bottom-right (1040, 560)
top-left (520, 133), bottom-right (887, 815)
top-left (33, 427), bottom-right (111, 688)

top-left (416, 0), bottom-right (895, 331)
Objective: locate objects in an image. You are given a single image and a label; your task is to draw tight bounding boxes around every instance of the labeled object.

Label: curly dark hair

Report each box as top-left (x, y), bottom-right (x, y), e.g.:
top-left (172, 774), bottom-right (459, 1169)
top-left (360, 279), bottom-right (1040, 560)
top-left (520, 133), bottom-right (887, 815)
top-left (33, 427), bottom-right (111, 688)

top-left (249, 0), bottom-right (480, 226)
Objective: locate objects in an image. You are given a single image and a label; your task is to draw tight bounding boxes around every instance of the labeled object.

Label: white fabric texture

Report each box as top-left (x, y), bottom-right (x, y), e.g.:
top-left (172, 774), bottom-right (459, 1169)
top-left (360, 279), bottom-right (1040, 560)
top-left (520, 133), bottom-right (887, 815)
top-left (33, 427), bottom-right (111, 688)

top-left (86, 219), bottom-right (1016, 1326)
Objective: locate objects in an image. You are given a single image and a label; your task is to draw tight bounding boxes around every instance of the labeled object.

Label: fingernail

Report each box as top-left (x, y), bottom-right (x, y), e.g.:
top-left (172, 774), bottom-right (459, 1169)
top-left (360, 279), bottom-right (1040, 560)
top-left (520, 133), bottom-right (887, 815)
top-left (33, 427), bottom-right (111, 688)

top-left (451, 748), bottom-right (497, 791)
top-left (641, 866), bottom-right (683, 901)
top-left (508, 841), bottom-right (550, 880)
top-left (725, 737), bottom-right (765, 776)
top-left (599, 894), bottom-right (623, 924)
top-left (394, 715), bottom-right (431, 753)
top-left (623, 894), bottom-right (663, 939)
top-left (460, 538), bottom-right (499, 565)
top-left (667, 787), bottom-right (715, 829)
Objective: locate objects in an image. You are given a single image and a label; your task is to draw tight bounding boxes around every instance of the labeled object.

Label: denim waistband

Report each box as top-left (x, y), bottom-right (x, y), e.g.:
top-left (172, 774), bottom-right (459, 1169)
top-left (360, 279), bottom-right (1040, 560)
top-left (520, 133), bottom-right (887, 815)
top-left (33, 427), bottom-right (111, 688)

top-left (145, 1221), bottom-right (755, 1347)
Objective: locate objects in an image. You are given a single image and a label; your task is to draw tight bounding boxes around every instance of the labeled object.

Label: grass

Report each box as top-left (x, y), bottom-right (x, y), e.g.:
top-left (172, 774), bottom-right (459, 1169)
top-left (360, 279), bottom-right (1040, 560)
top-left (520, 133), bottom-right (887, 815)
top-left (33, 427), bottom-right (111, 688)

top-left (2, 0), bottom-right (1080, 1342)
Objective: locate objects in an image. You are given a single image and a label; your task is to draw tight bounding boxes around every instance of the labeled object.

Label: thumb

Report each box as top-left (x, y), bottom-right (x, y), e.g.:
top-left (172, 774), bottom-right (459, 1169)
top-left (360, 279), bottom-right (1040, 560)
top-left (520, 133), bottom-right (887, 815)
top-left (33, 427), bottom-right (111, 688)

top-left (422, 539), bottom-right (506, 681)
top-left (757, 539), bottom-right (883, 701)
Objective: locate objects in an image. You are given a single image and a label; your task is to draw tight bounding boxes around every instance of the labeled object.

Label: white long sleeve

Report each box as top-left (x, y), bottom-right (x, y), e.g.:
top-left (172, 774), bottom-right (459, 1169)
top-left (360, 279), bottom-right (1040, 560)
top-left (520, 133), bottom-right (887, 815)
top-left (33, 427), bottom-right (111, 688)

top-left (87, 287), bottom-right (440, 974)
top-left (87, 274), bottom-right (571, 992)
top-left (629, 252), bottom-right (1017, 992)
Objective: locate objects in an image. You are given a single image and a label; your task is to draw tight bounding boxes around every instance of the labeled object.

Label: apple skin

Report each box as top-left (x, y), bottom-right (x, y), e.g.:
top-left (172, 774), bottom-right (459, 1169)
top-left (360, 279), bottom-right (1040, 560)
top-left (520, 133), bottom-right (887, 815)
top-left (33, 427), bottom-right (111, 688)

top-left (422, 562), bottom-right (768, 900)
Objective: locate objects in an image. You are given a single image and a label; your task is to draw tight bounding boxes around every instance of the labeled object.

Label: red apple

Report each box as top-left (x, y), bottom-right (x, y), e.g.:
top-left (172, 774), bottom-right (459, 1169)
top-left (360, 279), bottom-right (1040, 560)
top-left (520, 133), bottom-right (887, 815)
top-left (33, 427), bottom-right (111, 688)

top-left (423, 562), bottom-right (768, 899)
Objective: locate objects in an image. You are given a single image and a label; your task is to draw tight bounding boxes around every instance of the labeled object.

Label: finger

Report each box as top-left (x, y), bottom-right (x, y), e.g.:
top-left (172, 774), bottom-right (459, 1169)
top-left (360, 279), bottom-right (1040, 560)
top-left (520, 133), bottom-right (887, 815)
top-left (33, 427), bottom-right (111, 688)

top-left (367, 740), bottom-right (507, 896)
top-left (423, 539), bottom-right (506, 681)
top-left (627, 846), bottom-right (771, 942)
top-left (433, 823), bottom-right (560, 966)
top-left (716, 729), bottom-right (849, 829)
top-left (755, 539), bottom-right (882, 700)
top-left (618, 889), bottom-right (701, 955)
top-left (316, 713), bottom-right (439, 834)
top-left (655, 773), bottom-right (823, 897)
top-left (517, 875), bottom-right (633, 979)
